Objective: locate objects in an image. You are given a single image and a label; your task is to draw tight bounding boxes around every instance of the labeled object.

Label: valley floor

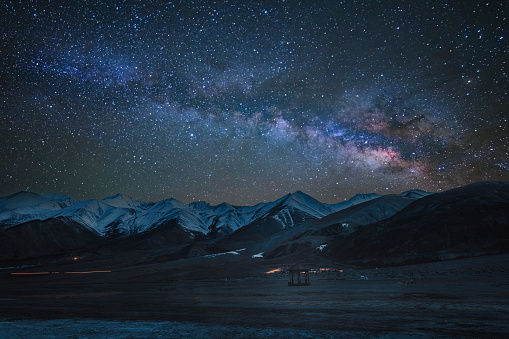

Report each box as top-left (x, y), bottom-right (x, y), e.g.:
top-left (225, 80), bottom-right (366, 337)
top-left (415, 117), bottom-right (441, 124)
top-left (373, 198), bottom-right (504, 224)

top-left (1, 254), bottom-right (509, 338)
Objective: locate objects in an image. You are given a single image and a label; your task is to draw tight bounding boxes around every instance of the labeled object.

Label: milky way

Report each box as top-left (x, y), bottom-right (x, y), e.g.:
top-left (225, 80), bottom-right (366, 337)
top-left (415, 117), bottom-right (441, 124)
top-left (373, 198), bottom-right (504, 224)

top-left (1, 1), bottom-right (508, 205)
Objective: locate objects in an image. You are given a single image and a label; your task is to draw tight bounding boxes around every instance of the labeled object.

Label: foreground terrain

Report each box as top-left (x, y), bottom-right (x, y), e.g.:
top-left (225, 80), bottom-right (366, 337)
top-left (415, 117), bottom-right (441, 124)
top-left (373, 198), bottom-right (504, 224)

top-left (1, 252), bottom-right (509, 338)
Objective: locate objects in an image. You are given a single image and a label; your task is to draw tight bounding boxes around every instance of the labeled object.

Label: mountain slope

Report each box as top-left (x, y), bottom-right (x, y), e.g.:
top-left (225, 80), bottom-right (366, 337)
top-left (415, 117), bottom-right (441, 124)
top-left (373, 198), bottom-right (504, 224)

top-left (222, 192), bottom-right (326, 236)
top-left (218, 191), bottom-right (371, 252)
top-left (0, 217), bottom-right (103, 260)
top-left (309, 194), bottom-right (422, 234)
top-left (326, 181), bottom-right (509, 266)
top-left (0, 192), bottom-right (79, 228)
top-left (328, 193), bottom-right (382, 213)
top-left (262, 194), bottom-right (423, 259)
top-left (0, 188), bottom-right (433, 261)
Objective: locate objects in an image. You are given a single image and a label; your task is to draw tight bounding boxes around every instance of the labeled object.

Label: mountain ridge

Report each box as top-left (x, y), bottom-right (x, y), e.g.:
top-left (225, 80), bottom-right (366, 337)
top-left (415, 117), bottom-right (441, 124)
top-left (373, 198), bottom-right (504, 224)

top-left (1, 182), bottom-right (508, 265)
top-left (325, 181), bottom-right (509, 265)
top-left (0, 188), bottom-right (424, 260)
top-left (0, 189), bottom-right (391, 236)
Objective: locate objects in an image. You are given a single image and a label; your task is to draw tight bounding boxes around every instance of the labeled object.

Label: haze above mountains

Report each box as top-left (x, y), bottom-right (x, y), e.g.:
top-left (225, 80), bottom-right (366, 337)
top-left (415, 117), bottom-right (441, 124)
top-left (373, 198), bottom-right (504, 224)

top-left (1, 181), bottom-right (508, 266)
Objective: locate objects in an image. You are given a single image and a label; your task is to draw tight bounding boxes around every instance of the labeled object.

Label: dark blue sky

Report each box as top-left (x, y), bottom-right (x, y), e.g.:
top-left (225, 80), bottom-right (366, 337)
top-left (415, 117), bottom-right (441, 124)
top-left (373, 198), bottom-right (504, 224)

top-left (1, 0), bottom-right (507, 204)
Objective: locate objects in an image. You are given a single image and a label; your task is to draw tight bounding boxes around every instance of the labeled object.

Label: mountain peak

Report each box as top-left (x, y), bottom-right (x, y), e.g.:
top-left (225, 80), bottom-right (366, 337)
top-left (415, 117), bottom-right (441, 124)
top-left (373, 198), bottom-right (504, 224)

top-left (275, 190), bottom-right (334, 218)
top-left (2, 191), bottom-right (39, 199)
top-left (275, 190), bottom-right (317, 205)
top-left (350, 193), bottom-right (380, 201)
top-left (291, 190), bottom-right (307, 196)
top-left (283, 190), bottom-right (314, 201)
top-left (0, 191), bottom-right (43, 210)
top-left (215, 202), bottom-right (233, 208)
top-left (212, 202), bottom-right (235, 213)
top-left (40, 192), bottom-right (73, 200)
top-left (104, 193), bottom-right (125, 200)
top-left (102, 193), bottom-right (138, 208)
top-left (188, 201), bottom-right (211, 210)
top-left (400, 189), bottom-right (432, 199)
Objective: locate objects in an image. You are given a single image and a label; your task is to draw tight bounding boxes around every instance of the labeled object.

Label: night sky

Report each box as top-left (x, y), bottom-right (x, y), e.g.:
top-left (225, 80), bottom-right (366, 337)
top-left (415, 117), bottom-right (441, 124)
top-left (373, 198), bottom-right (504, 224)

top-left (1, 1), bottom-right (508, 205)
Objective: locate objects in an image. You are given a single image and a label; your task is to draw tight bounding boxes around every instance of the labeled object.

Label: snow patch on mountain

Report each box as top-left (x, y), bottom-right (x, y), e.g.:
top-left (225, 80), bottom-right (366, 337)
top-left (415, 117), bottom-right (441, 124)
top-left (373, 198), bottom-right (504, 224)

top-left (203, 248), bottom-right (246, 258)
top-left (316, 244), bottom-right (327, 251)
top-left (0, 188), bottom-right (432, 240)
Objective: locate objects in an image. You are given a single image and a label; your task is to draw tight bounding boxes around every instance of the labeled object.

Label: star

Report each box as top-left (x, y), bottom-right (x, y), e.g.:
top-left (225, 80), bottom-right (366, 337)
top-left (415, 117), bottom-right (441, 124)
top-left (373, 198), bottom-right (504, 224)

top-left (0, 1), bottom-right (507, 204)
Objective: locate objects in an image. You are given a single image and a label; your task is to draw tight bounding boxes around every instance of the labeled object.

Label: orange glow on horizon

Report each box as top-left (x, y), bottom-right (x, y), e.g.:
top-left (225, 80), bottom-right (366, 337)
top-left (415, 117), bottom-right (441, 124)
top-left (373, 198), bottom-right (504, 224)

top-left (266, 267), bottom-right (343, 274)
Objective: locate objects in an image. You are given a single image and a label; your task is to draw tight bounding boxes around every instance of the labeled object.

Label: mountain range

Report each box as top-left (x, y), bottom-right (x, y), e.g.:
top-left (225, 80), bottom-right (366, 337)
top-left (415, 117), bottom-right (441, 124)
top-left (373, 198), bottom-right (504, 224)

top-left (1, 181), bottom-right (508, 265)
top-left (0, 190), bottom-right (388, 238)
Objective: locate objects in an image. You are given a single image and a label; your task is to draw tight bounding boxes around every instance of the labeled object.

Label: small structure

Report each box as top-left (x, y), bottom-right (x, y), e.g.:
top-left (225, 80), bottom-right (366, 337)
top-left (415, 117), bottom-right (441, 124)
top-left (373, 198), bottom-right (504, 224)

top-left (288, 263), bottom-right (311, 286)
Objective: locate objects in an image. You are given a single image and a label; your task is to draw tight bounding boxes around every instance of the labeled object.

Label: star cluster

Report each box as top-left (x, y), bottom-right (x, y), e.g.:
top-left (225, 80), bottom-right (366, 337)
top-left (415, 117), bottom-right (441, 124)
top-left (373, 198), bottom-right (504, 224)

top-left (1, 0), bottom-right (507, 204)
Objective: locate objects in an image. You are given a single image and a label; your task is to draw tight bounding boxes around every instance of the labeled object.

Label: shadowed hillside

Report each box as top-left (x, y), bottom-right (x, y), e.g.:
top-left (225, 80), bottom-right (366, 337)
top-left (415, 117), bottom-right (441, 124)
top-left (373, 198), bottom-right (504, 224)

top-left (326, 181), bottom-right (509, 266)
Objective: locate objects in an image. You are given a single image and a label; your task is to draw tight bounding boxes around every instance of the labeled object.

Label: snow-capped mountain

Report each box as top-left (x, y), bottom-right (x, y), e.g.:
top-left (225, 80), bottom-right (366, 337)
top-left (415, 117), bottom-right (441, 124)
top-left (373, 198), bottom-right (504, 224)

top-left (0, 188), bottom-right (433, 260)
top-left (328, 193), bottom-right (382, 212)
top-left (0, 189), bottom-right (424, 239)
top-left (0, 192), bottom-right (79, 228)
top-left (261, 193), bottom-right (427, 259)
top-left (216, 190), bottom-right (384, 251)
top-left (1, 183), bottom-right (507, 265)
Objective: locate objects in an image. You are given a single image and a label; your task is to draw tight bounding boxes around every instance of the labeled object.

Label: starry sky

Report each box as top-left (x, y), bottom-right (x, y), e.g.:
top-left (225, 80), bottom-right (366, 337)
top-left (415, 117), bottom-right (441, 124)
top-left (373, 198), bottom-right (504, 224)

top-left (1, 0), bottom-right (508, 205)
